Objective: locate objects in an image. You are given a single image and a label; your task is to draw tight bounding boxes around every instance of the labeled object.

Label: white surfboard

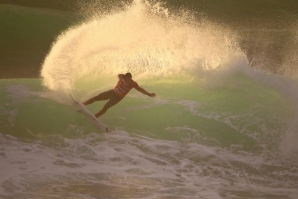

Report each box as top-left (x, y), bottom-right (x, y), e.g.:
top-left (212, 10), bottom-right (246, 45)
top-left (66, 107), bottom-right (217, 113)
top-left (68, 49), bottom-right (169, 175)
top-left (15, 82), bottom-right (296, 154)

top-left (72, 99), bottom-right (110, 132)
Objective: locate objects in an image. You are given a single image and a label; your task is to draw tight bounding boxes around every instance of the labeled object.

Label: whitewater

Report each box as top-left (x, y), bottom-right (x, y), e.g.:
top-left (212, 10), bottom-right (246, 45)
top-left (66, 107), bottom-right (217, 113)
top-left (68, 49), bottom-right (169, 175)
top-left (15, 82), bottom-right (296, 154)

top-left (1, 0), bottom-right (298, 198)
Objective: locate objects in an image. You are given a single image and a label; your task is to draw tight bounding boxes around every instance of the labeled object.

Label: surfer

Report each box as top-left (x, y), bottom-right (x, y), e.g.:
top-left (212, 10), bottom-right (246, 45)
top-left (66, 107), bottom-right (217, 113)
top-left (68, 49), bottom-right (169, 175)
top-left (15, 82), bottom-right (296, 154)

top-left (83, 73), bottom-right (156, 118)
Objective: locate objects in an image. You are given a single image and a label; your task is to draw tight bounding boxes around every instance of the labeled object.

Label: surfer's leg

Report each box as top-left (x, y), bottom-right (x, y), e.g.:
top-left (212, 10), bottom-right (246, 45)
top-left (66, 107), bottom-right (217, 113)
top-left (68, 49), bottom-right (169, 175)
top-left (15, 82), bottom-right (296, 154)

top-left (83, 90), bottom-right (112, 105)
top-left (95, 108), bottom-right (107, 118)
top-left (83, 97), bottom-right (97, 106)
top-left (94, 94), bottom-right (122, 118)
top-left (95, 102), bottom-right (112, 117)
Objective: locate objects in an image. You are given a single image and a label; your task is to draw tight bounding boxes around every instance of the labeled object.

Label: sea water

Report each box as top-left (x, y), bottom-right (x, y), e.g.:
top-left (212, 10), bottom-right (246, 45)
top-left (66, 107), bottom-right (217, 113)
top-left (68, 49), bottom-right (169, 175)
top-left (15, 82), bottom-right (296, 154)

top-left (1, 0), bottom-right (298, 198)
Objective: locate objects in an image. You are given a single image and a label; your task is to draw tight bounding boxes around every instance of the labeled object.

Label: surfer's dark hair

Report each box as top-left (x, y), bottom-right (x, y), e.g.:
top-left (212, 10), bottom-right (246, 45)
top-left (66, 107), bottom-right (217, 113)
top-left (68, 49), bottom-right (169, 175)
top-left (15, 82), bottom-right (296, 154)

top-left (124, 72), bottom-right (132, 79)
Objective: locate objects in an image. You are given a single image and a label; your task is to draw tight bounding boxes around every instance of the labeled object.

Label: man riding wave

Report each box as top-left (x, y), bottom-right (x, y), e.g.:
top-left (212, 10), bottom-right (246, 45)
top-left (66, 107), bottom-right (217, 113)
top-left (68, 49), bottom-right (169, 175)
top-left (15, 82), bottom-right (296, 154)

top-left (83, 73), bottom-right (156, 118)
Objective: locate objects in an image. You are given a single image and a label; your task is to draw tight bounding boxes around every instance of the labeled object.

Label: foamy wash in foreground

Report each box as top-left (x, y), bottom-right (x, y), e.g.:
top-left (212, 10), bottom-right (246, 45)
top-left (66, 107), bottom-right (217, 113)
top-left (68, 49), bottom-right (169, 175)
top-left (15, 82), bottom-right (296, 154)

top-left (1, 0), bottom-right (298, 198)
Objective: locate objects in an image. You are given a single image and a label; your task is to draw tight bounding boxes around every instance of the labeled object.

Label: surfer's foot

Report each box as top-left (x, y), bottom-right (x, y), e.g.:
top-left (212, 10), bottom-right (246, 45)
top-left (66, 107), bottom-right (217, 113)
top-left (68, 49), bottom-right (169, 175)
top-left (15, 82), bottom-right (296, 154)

top-left (94, 113), bottom-right (102, 118)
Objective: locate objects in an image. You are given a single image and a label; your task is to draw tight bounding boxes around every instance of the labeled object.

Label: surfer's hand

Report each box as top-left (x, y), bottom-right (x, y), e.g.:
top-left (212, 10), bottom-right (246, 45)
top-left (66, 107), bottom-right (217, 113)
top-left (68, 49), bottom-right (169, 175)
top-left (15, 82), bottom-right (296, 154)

top-left (148, 93), bottom-right (156, 98)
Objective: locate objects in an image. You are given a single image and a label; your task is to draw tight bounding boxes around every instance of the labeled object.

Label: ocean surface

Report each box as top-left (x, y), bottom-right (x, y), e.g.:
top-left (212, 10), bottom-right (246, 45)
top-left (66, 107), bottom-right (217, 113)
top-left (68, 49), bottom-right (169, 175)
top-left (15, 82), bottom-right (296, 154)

top-left (1, 0), bottom-right (298, 198)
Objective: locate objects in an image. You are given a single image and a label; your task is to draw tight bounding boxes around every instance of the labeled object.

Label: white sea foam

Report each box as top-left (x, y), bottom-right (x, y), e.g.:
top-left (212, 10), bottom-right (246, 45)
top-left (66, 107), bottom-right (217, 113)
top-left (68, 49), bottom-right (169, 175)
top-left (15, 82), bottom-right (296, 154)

top-left (1, 130), bottom-right (297, 198)
top-left (41, 0), bottom-right (242, 95)
top-left (2, 1), bottom-right (298, 198)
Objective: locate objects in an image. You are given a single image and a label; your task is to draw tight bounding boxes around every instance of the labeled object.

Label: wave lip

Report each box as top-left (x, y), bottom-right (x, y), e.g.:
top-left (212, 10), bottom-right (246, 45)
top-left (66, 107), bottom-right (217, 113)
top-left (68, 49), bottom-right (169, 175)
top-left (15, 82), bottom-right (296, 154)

top-left (41, 0), bottom-right (244, 93)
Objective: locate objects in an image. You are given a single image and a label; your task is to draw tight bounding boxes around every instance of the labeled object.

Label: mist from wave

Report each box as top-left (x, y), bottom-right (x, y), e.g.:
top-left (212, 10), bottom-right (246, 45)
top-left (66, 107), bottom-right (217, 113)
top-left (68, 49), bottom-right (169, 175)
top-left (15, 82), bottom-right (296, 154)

top-left (41, 0), bottom-right (245, 93)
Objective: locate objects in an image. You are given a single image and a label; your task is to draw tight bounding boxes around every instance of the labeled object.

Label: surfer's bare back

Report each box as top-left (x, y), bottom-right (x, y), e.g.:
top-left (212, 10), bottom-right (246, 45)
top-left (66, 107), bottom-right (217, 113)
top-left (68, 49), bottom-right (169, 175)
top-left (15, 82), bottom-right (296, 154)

top-left (83, 72), bottom-right (156, 118)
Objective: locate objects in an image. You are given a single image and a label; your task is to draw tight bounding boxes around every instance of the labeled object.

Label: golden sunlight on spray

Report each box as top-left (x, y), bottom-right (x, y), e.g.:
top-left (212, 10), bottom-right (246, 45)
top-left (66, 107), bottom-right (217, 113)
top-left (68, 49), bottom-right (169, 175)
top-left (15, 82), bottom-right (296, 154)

top-left (41, 0), bottom-right (244, 93)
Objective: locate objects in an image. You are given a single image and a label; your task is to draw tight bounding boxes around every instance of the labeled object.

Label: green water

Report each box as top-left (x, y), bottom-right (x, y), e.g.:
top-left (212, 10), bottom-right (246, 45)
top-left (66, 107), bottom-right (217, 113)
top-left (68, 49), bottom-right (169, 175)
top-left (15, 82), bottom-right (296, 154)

top-left (1, 1), bottom-right (298, 198)
top-left (0, 5), bottom-right (73, 78)
top-left (1, 76), bottom-right (294, 153)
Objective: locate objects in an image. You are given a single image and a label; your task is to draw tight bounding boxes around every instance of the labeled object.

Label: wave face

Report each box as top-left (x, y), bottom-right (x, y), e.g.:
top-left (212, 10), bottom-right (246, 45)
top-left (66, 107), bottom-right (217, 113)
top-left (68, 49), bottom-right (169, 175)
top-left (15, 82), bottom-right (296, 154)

top-left (1, 1), bottom-right (298, 198)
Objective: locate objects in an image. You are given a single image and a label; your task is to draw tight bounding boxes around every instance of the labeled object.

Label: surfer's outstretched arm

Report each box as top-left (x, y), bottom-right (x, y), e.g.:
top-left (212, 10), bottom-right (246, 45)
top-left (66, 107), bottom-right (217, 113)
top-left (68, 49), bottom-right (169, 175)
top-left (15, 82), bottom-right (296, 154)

top-left (136, 87), bottom-right (156, 98)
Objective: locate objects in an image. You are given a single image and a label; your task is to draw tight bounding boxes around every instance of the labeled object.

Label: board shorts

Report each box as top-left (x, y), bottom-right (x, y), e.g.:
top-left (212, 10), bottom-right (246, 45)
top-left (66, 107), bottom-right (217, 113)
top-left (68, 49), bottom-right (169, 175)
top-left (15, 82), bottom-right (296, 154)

top-left (93, 89), bottom-right (123, 109)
